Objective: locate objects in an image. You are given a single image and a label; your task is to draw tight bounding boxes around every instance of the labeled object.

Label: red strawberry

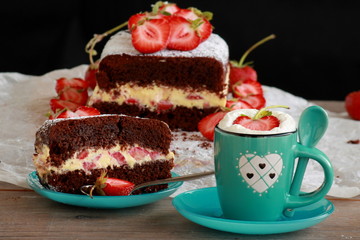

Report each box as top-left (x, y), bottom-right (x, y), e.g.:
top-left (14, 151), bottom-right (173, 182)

top-left (197, 18), bottom-right (212, 42)
top-left (55, 77), bottom-right (89, 94)
top-left (233, 115), bottom-right (280, 131)
top-left (84, 62), bottom-right (99, 90)
top-left (226, 99), bottom-right (253, 110)
top-left (198, 111), bottom-right (227, 141)
top-left (50, 106), bottom-right (100, 119)
top-left (229, 34), bottom-right (275, 87)
top-left (131, 18), bottom-right (170, 53)
top-left (230, 65), bottom-right (257, 86)
top-left (167, 16), bottom-right (201, 51)
top-left (174, 9), bottom-right (199, 20)
top-left (345, 90), bottom-right (360, 120)
top-left (55, 110), bottom-right (79, 119)
top-left (232, 79), bottom-right (263, 98)
top-left (111, 152), bottom-right (126, 165)
top-left (59, 87), bottom-right (88, 105)
top-left (74, 106), bottom-right (101, 116)
top-left (241, 94), bottom-right (266, 110)
top-left (128, 13), bottom-right (148, 31)
top-left (186, 93), bottom-right (203, 100)
top-left (49, 99), bottom-right (81, 112)
top-left (157, 100), bottom-right (173, 112)
top-left (173, 8), bottom-right (212, 41)
top-left (232, 105), bottom-right (288, 131)
top-left (129, 147), bottom-right (150, 161)
top-left (91, 171), bottom-right (135, 196)
top-left (158, 2), bottom-right (181, 14)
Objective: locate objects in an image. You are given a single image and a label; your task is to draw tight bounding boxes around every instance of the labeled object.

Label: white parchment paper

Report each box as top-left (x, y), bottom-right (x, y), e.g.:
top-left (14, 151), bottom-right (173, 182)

top-left (0, 65), bottom-right (359, 198)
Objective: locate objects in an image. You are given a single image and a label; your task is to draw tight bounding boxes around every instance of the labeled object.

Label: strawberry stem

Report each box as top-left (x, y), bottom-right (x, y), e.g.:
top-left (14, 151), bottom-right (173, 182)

top-left (238, 34), bottom-right (276, 67)
top-left (85, 21), bottom-right (128, 65)
top-left (253, 105), bottom-right (289, 120)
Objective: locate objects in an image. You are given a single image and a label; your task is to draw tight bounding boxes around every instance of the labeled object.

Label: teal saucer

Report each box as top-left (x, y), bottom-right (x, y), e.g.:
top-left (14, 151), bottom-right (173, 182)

top-left (28, 171), bottom-right (182, 209)
top-left (172, 187), bottom-right (334, 235)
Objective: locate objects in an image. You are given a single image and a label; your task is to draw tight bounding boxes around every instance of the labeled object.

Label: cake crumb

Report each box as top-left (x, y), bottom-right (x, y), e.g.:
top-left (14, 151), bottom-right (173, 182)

top-left (198, 141), bottom-right (212, 150)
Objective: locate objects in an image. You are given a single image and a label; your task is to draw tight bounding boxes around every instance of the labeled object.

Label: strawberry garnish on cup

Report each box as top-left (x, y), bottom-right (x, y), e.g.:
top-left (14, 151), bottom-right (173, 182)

top-left (230, 34), bottom-right (276, 87)
top-left (89, 171), bottom-right (135, 197)
top-left (232, 105), bottom-right (289, 131)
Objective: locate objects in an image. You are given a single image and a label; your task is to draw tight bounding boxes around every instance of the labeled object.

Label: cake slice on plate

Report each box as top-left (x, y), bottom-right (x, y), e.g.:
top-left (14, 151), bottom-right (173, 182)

top-left (32, 114), bottom-right (174, 194)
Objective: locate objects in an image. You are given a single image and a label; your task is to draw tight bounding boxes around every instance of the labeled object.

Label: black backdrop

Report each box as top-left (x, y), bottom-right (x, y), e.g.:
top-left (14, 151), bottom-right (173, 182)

top-left (1, 0), bottom-right (359, 100)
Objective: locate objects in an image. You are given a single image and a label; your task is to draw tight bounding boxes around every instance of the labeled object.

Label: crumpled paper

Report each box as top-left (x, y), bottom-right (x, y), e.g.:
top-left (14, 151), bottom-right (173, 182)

top-left (0, 65), bottom-right (359, 198)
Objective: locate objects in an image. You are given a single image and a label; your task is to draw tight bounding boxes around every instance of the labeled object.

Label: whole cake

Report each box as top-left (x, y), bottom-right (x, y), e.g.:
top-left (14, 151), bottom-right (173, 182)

top-left (88, 30), bottom-right (229, 131)
top-left (32, 114), bottom-right (174, 194)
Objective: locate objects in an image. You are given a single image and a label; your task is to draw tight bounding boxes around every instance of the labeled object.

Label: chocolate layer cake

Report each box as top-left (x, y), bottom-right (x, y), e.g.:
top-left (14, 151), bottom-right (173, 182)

top-left (32, 114), bottom-right (174, 194)
top-left (88, 31), bottom-right (229, 131)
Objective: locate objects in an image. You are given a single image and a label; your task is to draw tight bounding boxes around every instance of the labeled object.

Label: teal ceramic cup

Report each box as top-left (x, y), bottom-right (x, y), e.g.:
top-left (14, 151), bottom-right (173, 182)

top-left (214, 127), bottom-right (333, 221)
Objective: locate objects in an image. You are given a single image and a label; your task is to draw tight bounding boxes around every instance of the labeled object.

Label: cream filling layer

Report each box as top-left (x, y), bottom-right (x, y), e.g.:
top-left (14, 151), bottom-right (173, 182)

top-left (33, 144), bottom-right (174, 181)
top-left (88, 83), bottom-right (227, 110)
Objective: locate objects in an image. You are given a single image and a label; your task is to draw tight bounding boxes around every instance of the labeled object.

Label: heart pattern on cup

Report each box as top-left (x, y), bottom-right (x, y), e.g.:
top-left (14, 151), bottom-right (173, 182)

top-left (238, 153), bottom-right (283, 194)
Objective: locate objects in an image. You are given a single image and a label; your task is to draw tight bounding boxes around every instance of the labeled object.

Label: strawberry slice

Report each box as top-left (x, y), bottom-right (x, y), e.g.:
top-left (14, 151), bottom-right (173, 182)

top-left (55, 77), bottom-right (89, 94)
top-left (226, 99), bottom-right (253, 110)
top-left (157, 100), bottom-right (173, 112)
top-left (232, 79), bottom-right (263, 98)
top-left (131, 18), bottom-right (170, 53)
top-left (49, 99), bottom-right (81, 112)
top-left (84, 62), bottom-right (99, 90)
top-left (50, 106), bottom-right (100, 119)
top-left (230, 65), bottom-right (257, 86)
top-left (241, 94), bottom-right (266, 110)
top-left (158, 2), bottom-right (181, 14)
top-left (197, 18), bottom-right (212, 42)
top-left (198, 111), bottom-right (227, 141)
top-left (74, 106), bottom-right (101, 116)
top-left (233, 115), bottom-right (280, 131)
top-left (167, 16), bottom-right (201, 51)
top-left (128, 13), bottom-right (148, 31)
top-left (174, 9), bottom-right (199, 20)
top-left (128, 147), bottom-right (150, 161)
top-left (55, 110), bottom-right (79, 119)
top-left (59, 87), bottom-right (88, 105)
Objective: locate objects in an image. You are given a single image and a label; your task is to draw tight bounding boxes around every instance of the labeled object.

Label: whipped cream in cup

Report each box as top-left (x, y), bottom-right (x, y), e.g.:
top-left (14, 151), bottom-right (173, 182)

top-left (218, 109), bottom-right (297, 135)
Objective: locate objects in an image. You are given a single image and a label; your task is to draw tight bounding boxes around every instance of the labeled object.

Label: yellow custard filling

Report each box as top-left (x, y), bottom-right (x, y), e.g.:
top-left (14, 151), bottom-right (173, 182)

top-left (33, 144), bottom-right (174, 181)
top-left (88, 83), bottom-right (227, 110)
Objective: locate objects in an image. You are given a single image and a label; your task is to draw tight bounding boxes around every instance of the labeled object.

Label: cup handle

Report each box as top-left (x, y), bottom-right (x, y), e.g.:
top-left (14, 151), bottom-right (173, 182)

top-left (285, 143), bottom-right (334, 209)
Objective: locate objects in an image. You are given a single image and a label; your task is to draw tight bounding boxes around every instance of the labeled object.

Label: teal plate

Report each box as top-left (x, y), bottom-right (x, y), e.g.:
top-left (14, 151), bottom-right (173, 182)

top-left (28, 171), bottom-right (182, 209)
top-left (172, 187), bottom-right (334, 235)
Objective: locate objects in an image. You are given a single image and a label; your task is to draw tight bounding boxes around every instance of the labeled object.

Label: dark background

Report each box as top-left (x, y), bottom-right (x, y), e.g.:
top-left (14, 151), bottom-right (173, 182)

top-left (1, 0), bottom-right (359, 100)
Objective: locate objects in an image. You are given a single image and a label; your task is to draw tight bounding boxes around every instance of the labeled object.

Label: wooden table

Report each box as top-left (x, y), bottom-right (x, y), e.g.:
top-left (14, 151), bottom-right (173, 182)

top-left (1, 101), bottom-right (359, 240)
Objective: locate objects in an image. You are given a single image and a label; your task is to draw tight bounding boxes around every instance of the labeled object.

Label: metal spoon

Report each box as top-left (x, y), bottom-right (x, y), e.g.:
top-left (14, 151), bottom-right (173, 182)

top-left (284, 106), bottom-right (328, 217)
top-left (81, 170), bottom-right (215, 196)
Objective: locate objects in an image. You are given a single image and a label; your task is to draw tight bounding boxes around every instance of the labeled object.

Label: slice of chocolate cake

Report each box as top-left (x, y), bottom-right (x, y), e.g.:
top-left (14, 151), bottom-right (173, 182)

top-left (88, 31), bottom-right (229, 131)
top-left (32, 114), bottom-right (174, 194)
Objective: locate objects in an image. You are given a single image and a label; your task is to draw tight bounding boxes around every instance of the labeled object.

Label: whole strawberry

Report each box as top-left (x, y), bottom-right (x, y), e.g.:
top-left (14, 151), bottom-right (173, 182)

top-left (345, 90), bottom-right (360, 120)
top-left (230, 34), bottom-right (275, 87)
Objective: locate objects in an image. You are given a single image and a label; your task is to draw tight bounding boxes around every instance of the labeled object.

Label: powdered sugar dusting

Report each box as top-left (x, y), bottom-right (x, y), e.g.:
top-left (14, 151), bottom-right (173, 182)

top-left (101, 31), bottom-right (229, 65)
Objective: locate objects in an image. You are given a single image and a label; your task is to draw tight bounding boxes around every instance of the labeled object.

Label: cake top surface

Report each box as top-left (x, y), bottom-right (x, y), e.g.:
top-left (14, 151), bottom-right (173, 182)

top-left (38, 114), bottom-right (170, 134)
top-left (101, 31), bottom-right (229, 65)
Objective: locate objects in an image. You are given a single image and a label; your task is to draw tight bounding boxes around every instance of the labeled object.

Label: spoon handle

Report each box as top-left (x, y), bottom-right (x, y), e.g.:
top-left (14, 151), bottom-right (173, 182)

top-left (132, 170), bottom-right (215, 192)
